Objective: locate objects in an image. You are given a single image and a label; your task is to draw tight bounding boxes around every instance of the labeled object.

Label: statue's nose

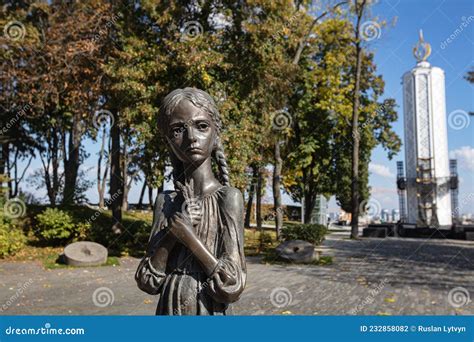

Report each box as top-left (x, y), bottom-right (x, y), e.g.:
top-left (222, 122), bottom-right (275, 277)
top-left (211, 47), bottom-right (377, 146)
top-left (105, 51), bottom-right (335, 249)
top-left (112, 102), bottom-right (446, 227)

top-left (187, 125), bottom-right (197, 142)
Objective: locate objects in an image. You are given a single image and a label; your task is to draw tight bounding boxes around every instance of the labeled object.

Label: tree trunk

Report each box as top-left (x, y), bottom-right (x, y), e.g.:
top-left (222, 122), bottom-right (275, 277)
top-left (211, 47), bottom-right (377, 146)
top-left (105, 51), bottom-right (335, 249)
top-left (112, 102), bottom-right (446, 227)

top-left (122, 182), bottom-right (129, 211)
top-left (304, 189), bottom-right (315, 224)
top-left (62, 112), bottom-right (82, 205)
top-left (9, 149), bottom-right (16, 198)
top-left (110, 110), bottom-right (123, 234)
top-left (52, 130), bottom-right (60, 205)
top-left (350, 0), bottom-right (366, 239)
top-left (121, 141), bottom-right (129, 212)
top-left (138, 180), bottom-right (146, 210)
top-left (244, 167), bottom-right (257, 228)
top-left (1, 142), bottom-right (10, 199)
top-left (100, 135), bottom-right (111, 207)
top-left (256, 167), bottom-right (264, 248)
top-left (272, 140), bottom-right (283, 239)
top-left (42, 128), bottom-right (60, 206)
top-left (301, 168), bottom-right (307, 223)
top-left (97, 125), bottom-right (107, 208)
top-left (148, 185), bottom-right (154, 210)
top-left (11, 154), bottom-right (32, 198)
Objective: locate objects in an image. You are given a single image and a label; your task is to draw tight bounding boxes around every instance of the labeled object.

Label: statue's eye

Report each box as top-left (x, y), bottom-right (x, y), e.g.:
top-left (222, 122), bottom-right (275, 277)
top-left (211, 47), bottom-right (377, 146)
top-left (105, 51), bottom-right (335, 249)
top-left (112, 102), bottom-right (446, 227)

top-left (197, 122), bottom-right (209, 131)
top-left (172, 127), bottom-right (184, 137)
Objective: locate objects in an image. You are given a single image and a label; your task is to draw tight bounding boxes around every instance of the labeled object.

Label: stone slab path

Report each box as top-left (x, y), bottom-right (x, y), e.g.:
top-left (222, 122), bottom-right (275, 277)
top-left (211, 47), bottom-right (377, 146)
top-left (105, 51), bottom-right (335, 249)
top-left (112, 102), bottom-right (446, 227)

top-left (1, 232), bottom-right (473, 315)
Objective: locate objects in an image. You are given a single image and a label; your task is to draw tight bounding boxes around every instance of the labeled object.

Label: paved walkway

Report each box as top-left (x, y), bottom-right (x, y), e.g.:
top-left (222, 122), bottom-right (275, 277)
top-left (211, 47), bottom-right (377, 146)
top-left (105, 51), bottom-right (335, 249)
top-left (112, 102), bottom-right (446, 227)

top-left (1, 232), bottom-right (473, 315)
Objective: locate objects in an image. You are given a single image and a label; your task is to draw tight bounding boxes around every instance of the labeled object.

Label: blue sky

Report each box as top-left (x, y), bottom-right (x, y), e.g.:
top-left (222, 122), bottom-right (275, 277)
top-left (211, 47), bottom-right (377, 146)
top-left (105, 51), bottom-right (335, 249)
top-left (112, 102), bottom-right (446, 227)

top-left (18, 0), bottom-right (473, 215)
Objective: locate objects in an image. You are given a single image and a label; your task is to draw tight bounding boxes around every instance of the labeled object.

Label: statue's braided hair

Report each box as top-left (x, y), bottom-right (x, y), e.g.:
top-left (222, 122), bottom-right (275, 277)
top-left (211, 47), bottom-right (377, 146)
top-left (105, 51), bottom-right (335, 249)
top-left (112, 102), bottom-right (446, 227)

top-left (158, 87), bottom-right (230, 187)
top-left (212, 137), bottom-right (230, 186)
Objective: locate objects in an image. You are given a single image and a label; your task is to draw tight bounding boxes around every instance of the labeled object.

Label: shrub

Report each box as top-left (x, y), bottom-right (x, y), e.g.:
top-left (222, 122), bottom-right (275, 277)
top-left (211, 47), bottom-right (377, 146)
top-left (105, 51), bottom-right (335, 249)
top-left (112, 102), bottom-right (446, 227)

top-left (35, 208), bottom-right (90, 244)
top-left (281, 224), bottom-right (328, 245)
top-left (260, 232), bottom-right (274, 246)
top-left (0, 214), bottom-right (27, 257)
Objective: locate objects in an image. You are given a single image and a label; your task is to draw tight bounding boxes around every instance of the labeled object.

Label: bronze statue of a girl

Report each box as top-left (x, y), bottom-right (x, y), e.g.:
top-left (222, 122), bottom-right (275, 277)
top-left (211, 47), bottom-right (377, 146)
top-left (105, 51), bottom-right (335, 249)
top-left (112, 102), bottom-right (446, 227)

top-left (135, 87), bottom-right (246, 315)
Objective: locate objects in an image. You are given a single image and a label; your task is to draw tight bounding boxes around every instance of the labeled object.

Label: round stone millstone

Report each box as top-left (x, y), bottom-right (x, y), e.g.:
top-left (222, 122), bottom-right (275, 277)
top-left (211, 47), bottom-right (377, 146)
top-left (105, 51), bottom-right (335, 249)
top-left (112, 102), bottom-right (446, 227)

top-left (63, 241), bottom-right (108, 267)
top-left (275, 240), bottom-right (316, 264)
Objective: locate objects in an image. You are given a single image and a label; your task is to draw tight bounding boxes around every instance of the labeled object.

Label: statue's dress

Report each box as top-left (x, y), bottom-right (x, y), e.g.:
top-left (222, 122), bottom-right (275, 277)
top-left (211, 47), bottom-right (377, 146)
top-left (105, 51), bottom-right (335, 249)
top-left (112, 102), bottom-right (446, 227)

top-left (135, 186), bottom-right (246, 315)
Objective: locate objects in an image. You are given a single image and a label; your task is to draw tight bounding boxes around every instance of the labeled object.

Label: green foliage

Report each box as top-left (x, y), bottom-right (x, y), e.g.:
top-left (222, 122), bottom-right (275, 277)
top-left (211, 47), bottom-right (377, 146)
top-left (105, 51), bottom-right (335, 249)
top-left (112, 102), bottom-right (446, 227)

top-left (283, 16), bottom-right (401, 217)
top-left (86, 210), bottom-right (151, 257)
top-left (23, 205), bottom-right (150, 255)
top-left (44, 254), bottom-right (120, 269)
top-left (260, 232), bottom-right (274, 246)
top-left (0, 214), bottom-right (27, 258)
top-left (314, 255), bottom-right (333, 266)
top-left (281, 224), bottom-right (328, 245)
top-left (35, 208), bottom-right (90, 244)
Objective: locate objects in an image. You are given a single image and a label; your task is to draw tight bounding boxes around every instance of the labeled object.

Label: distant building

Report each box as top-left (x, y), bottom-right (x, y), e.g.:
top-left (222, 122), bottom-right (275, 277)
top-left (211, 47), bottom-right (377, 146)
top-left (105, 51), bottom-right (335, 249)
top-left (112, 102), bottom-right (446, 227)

top-left (381, 209), bottom-right (390, 223)
top-left (328, 212), bottom-right (339, 222)
top-left (310, 194), bottom-right (328, 225)
top-left (392, 209), bottom-right (400, 222)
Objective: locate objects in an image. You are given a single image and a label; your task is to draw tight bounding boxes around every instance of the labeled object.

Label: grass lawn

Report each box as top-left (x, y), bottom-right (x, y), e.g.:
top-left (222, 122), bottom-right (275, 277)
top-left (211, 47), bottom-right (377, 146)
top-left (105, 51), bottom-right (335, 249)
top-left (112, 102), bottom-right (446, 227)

top-left (2, 240), bottom-right (121, 269)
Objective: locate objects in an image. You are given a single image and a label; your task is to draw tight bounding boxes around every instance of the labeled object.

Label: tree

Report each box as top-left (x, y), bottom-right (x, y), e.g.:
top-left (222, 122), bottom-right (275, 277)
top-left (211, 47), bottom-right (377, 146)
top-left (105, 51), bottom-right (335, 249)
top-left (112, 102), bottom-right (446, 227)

top-left (346, 0), bottom-right (402, 238)
top-left (466, 69), bottom-right (474, 115)
top-left (349, 0), bottom-right (366, 239)
top-left (2, 1), bottom-right (116, 204)
top-left (282, 6), bottom-right (400, 228)
top-left (1, 2), bottom-right (39, 199)
top-left (466, 69), bottom-right (474, 83)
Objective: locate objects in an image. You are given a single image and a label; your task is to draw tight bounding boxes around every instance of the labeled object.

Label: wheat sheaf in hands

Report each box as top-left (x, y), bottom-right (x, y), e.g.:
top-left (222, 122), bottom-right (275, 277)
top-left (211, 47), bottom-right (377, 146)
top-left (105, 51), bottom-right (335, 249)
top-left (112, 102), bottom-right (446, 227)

top-left (176, 179), bottom-right (203, 228)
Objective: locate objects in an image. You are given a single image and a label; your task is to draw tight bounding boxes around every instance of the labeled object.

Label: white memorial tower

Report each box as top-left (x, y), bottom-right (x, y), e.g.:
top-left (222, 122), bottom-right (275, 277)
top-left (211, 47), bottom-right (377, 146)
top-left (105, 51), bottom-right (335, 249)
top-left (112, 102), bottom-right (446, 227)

top-left (397, 31), bottom-right (458, 229)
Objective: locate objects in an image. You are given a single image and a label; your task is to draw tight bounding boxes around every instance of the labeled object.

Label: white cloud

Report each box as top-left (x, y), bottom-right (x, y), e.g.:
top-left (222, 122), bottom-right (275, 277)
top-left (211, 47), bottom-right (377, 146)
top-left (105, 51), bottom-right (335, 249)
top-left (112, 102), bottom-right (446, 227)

top-left (370, 186), bottom-right (398, 210)
top-left (450, 146), bottom-right (474, 172)
top-left (369, 163), bottom-right (395, 178)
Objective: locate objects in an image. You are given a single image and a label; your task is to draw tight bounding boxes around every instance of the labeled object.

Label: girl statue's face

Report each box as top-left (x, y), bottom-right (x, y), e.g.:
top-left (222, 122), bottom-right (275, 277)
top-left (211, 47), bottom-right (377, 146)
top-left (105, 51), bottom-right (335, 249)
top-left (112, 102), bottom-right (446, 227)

top-left (166, 99), bottom-right (217, 166)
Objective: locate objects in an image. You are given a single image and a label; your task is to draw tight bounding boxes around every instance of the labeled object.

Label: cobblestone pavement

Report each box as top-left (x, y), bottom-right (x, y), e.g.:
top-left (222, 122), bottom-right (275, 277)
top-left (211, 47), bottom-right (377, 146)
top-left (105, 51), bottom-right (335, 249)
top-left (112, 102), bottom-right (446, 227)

top-left (1, 231), bottom-right (473, 315)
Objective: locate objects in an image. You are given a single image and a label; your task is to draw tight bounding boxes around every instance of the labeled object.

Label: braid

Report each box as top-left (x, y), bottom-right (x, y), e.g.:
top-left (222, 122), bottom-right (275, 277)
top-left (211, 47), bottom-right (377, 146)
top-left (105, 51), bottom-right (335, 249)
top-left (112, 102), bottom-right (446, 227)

top-left (213, 137), bottom-right (231, 187)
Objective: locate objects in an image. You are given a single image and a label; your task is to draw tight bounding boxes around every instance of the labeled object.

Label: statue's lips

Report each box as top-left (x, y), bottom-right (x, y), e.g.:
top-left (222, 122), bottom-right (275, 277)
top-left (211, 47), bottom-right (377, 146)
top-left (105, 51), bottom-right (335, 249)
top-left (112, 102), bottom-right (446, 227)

top-left (186, 147), bottom-right (203, 154)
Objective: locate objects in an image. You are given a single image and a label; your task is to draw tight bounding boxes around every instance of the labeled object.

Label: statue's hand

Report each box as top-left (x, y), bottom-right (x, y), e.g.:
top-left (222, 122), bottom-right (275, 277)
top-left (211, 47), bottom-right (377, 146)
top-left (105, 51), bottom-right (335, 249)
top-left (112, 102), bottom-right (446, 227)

top-left (168, 212), bottom-right (196, 245)
top-left (176, 179), bottom-right (202, 228)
